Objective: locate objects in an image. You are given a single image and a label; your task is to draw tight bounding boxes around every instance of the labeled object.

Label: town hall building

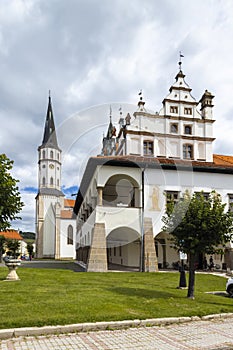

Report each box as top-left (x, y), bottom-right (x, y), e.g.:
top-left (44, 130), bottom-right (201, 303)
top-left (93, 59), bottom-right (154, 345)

top-left (74, 61), bottom-right (233, 272)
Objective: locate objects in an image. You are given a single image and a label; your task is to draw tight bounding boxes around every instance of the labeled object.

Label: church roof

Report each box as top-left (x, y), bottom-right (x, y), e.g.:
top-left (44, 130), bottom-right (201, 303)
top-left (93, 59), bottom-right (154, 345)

top-left (39, 95), bottom-right (60, 151)
top-left (0, 230), bottom-right (23, 240)
top-left (61, 210), bottom-right (76, 219)
top-left (37, 188), bottom-right (64, 197)
top-left (73, 154), bottom-right (233, 214)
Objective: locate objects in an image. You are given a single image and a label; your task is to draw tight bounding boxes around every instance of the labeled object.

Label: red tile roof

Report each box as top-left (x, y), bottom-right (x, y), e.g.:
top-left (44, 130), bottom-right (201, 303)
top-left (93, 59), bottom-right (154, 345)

top-left (64, 199), bottom-right (75, 208)
top-left (0, 230), bottom-right (23, 240)
top-left (60, 210), bottom-right (75, 219)
top-left (213, 154), bottom-right (233, 166)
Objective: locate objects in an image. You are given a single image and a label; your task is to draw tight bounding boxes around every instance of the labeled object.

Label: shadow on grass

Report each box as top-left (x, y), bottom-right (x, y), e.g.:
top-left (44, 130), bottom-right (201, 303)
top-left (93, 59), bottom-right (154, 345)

top-left (109, 286), bottom-right (175, 299)
top-left (20, 261), bottom-right (84, 272)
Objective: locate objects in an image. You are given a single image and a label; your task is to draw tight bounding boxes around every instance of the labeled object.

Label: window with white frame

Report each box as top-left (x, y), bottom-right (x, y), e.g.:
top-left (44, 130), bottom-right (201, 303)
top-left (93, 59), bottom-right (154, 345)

top-left (183, 144), bottom-right (193, 159)
top-left (184, 125), bottom-right (192, 135)
top-left (143, 141), bottom-right (153, 156)
top-left (170, 123), bottom-right (178, 133)
top-left (228, 195), bottom-right (233, 212)
top-left (170, 106), bottom-right (178, 113)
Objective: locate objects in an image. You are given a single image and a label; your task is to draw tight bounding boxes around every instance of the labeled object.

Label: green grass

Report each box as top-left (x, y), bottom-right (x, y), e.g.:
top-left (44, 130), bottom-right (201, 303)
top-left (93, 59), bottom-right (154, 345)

top-left (0, 267), bottom-right (232, 329)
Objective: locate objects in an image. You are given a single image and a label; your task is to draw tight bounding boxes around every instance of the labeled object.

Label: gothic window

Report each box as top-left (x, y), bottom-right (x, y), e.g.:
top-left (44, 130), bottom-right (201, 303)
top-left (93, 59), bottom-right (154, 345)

top-left (42, 177), bottom-right (46, 186)
top-left (42, 150), bottom-right (45, 159)
top-left (50, 177), bottom-right (53, 185)
top-left (57, 179), bottom-right (59, 186)
top-left (67, 225), bottom-right (73, 245)
top-left (170, 123), bottom-right (178, 133)
top-left (183, 144), bottom-right (193, 159)
top-left (170, 106), bottom-right (178, 114)
top-left (57, 153), bottom-right (59, 160)
top-left (184, 125), bottom-right (192, 134)
top-left (143, 141), bottom-right (153, 156)
top-left (50, 150), bottom-right (54, 159)
top-left (184, 107), bottom-right (192, 115)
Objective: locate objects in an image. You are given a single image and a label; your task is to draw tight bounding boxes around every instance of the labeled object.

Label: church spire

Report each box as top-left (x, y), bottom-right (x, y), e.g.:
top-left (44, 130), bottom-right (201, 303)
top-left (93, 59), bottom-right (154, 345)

top-left (40, 93), bottom-right (59, 150)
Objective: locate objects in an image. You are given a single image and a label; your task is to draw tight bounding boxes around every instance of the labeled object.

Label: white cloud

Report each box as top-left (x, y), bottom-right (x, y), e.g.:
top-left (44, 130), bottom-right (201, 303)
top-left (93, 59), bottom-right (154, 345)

top-left (1, 0), bottom-right (233, 231)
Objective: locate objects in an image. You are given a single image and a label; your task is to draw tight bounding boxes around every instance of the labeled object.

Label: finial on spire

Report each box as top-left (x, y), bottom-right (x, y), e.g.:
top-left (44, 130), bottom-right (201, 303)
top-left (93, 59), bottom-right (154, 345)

top-left (137, 90), bottom-right (146, 111)
top-left (178, 51), bottom-right (184, 71)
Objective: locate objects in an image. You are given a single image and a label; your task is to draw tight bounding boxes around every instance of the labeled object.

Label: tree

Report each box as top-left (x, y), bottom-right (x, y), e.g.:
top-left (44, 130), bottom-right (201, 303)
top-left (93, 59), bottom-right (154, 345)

top-left (162, 190), bottom-right (233, 299)
top-left (5, 239), bottom-right (20, 259)
top-left (0, 235), bottom-right (6, 262)
top-left (26, 242), bottom-right (34, 259)
top-left (0, 154), bottom-right (24, 231)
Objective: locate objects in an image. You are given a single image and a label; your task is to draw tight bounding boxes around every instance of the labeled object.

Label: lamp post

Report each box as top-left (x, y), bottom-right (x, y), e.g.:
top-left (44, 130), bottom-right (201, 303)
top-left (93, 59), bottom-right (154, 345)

top-left (179, 251), bottom-right (187, 288)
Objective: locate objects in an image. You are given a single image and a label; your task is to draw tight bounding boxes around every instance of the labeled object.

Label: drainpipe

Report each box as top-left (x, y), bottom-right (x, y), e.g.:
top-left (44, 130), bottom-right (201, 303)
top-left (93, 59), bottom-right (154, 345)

top-left (140, 167), bottom-right (145, 272)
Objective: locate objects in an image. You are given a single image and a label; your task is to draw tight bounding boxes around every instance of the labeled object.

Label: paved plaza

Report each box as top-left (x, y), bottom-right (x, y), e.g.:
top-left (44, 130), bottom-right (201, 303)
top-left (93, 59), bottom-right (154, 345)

top-left (1, 316), bottom-right (233, 350)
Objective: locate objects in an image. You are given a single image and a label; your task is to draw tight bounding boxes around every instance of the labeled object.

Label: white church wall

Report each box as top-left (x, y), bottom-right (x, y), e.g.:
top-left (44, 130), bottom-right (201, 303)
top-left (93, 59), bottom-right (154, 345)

top-left (43, 201), bottom-right (55, 256)
top-left (60, 219), bottom-right (76, 258)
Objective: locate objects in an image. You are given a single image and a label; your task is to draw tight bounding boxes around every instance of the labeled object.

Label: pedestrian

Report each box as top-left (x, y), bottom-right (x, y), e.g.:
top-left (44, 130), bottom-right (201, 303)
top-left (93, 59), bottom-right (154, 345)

top-left (209, 256), bottom-right (214, 271)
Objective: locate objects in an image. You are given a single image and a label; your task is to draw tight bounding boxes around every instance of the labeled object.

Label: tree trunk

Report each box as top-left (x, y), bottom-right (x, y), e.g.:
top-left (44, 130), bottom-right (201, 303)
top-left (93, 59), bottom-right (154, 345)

top-left (187, 252), bottom-right (196, 299)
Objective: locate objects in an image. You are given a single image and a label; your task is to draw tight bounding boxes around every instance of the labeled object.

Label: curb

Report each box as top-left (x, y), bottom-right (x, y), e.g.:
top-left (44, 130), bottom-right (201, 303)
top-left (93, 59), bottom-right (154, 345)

top-left (1, 313), bottom-right (233, 340)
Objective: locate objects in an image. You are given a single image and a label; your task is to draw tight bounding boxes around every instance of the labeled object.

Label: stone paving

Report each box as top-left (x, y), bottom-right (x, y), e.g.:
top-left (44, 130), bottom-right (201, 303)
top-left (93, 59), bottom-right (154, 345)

top-left (1, 316), bottom-right (233, 350)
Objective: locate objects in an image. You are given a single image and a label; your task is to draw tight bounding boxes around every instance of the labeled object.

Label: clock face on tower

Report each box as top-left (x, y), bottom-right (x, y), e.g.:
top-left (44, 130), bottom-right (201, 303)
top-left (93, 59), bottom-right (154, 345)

top-left (49, 164), bottom-right (54, 169)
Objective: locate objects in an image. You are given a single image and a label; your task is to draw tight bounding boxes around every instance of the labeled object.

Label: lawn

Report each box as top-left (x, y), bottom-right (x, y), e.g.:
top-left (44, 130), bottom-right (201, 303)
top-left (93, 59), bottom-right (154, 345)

top-left (0, 266), bottom-right (232, 329)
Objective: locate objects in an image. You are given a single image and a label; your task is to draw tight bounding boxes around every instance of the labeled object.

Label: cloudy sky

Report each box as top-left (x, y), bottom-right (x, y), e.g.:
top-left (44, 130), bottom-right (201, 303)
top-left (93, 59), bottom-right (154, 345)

top-left (1, 0), bottom-right (233, 232)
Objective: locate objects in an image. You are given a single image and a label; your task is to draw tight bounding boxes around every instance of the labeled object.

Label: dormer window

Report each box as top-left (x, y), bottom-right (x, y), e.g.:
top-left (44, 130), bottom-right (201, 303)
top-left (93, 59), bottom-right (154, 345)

top-left (184, 107), bottom-right (192, 115)
top-left (170, 123), bottom-right (178, 133)
top-left (170, 106), bottom-right (178, 114)
top-left (184, 125), bottom-right (192, 135)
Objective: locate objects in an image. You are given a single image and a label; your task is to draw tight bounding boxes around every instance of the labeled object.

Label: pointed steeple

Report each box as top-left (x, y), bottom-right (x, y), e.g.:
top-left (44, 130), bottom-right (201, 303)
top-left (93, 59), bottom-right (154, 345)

top-left (40, 93), bottom-right (59, 150)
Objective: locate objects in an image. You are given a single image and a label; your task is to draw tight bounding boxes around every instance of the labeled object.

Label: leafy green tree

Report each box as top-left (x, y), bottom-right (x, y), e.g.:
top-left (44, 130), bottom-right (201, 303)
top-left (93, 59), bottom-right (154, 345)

top-left (5, 239), bottom-right (21, 259)
top-left (0, 154), bottom-right (24, 231)
top-left (0, 235), bottom-right (6, 262)
top-left (26, 242), bottom-right (34, 259)
top-left (162, 190), bottom-right (233, 299)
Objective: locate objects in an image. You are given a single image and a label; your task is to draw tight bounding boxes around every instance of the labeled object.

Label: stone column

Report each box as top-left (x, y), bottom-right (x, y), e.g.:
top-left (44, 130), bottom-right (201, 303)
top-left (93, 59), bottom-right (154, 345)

top-left (143, 217), bottom-right (158, 272)
top-left (87, 223), bottom-right (107, 272)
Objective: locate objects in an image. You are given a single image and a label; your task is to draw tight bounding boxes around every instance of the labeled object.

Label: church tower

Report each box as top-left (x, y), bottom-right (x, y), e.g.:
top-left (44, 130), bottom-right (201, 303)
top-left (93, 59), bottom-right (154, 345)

top-left (36, 94), bottom-right (64, 259)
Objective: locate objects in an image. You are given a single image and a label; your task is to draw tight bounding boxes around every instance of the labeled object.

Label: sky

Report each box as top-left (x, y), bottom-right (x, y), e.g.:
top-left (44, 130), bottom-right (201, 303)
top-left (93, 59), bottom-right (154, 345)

top-left (1, 0), bottom-right (233, 232)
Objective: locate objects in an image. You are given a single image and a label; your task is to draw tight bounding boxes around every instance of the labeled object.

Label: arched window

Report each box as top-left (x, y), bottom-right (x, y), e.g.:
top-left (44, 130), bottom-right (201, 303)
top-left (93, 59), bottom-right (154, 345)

top-left (42, 150), bottom-right (46, 159)
top-left (57, 153), bottom-right (59, 160)
top-left (184, 125), bottom-right (192, 135)
top-left (42, 177), bottom-right (46, 186)
top-left (50, 177), bottom-right (53, 185)
top-left (57, 179), bottom-right (59, 186)
top-left (50, 150), bottom-right (54, 159)
top-left (67, 225), bottom-right (73, 245)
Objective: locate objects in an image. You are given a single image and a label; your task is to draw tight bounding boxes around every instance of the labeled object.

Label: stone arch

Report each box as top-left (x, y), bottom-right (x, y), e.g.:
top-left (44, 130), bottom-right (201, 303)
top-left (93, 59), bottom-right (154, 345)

top-left (103, 174), bottom-right (140, 208)
top-left (107, 226), bottom-right (140, 270)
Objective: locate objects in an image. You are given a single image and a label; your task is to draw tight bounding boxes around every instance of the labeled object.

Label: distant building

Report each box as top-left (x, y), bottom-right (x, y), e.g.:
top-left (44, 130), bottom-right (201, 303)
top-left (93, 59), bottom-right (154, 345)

top-left (74, 63), bottom-right (233, 272)
top-left (35, 96), bottom-right (76, 259)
